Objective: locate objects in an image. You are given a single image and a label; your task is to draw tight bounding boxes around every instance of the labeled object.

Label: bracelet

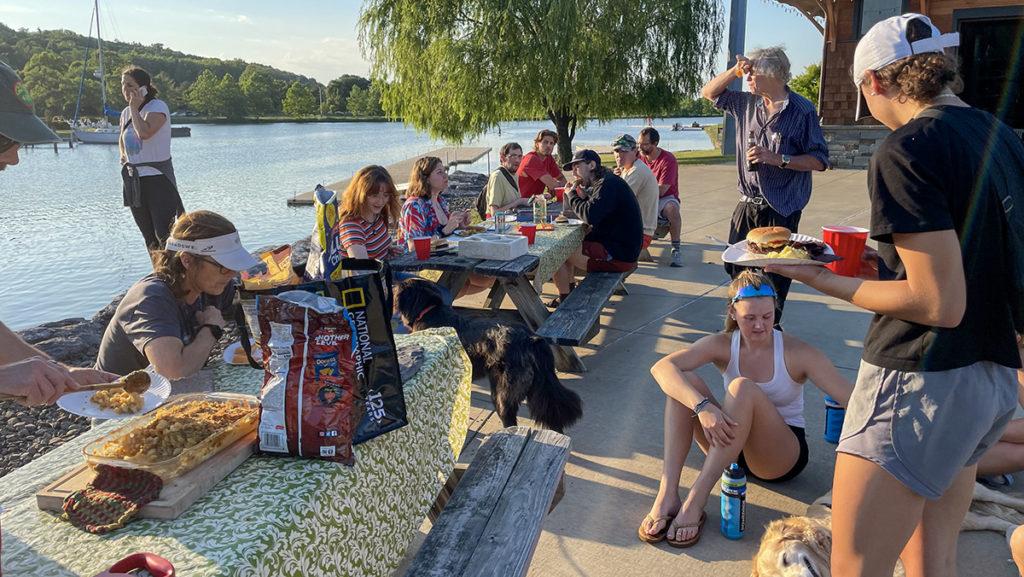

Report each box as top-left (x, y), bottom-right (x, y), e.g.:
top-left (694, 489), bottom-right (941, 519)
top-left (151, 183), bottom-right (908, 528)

top-left (693, 398), bottom-right (712, 415)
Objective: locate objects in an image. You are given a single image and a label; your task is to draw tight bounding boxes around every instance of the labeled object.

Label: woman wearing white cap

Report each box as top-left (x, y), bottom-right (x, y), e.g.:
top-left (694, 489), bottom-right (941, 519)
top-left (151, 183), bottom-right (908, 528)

top-left (95, 210), bottom-right (260, 382)
top-left (768, 13), bottom-right (1024, 577)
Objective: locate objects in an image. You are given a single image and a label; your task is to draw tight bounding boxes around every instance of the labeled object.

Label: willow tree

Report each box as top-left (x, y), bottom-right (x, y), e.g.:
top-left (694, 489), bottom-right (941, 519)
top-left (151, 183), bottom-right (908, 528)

top-left (359, 0), bottom-right (724, 163)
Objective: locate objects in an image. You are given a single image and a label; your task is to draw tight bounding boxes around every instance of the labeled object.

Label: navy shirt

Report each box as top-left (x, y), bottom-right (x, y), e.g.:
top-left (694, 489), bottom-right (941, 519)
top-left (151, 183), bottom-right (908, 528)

top-left (715, 89), bottom-right (829, 217)
top-left (567, 171), bottom-right (643, 263)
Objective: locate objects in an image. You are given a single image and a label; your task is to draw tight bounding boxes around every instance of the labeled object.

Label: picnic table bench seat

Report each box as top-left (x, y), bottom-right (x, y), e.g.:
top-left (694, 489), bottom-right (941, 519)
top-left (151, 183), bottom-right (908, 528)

top-left (536, 271), bottom-right (624, 346)
top-left (407, 426), bottom-right (570, 577)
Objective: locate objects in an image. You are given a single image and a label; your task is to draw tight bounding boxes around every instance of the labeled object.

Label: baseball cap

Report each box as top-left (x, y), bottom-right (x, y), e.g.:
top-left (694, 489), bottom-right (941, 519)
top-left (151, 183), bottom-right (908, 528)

top-left (852, 13), bottom-right (959, 121)
top-left (0, 61), bottom-right (61, 144)
top-left (165, 232), bottom-right (262, 272)
top-left (611, 134), bottom-right (637, 151)
top-left (562, 149), bottom-right (602, 171)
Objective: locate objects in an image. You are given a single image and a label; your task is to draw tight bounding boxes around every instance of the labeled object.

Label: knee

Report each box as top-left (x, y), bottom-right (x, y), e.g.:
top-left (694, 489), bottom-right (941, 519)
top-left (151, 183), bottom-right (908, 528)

top-left (664, 204), bottom-right (680, 218)
top-left (726, 377), bottom-right (758, 399)
top-left (1011, 526), bottom-right (1024, 561)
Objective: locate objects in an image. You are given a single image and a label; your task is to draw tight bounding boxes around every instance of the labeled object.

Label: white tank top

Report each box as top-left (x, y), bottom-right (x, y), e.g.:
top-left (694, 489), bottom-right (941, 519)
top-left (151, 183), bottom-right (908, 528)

top-left (722, 329), bottom-right (805, 427)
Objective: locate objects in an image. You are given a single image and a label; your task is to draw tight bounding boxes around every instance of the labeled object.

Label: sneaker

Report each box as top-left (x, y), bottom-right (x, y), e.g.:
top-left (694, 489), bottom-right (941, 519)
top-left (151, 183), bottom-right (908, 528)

top-left (670, 248), bottom-right (683, 268)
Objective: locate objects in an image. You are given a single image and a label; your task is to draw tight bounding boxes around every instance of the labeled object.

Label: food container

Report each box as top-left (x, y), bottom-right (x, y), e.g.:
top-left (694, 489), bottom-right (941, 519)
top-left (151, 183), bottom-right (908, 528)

top-left (83, 392), bottom-right (259, 481)
top-left (457, 233), bottom-right (528, 261)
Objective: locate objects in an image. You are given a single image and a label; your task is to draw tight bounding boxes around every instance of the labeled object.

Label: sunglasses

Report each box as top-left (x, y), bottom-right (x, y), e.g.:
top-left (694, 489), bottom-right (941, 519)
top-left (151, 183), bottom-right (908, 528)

top-left (195, 255), bottom-right (233, 274)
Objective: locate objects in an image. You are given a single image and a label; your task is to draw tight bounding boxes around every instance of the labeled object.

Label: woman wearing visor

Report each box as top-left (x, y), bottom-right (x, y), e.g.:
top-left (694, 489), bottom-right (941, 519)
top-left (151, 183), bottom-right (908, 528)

top-left (768, 14), bottom-right (1024, 577)
top-left (639, 271), bottom-right (851, 547)
top-left (95, 211), bottom-right (260, 384)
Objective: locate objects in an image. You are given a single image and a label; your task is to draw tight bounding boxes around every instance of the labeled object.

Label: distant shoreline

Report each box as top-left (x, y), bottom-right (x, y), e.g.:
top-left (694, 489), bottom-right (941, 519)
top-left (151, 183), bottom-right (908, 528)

top-left (48, 115), bottom-right (724, 129)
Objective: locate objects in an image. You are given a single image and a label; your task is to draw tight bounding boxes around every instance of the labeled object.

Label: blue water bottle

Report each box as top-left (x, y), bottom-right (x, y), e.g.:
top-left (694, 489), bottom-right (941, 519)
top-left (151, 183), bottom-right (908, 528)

top-left (720, 463), bottom-right (746, 540)
top-left (824, 394), bottom-right (845, 444)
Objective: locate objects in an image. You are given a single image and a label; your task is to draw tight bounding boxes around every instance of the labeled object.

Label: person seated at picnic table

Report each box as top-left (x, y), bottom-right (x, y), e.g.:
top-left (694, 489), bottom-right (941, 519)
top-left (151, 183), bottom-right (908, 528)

top-left (639, 270), bottom-right (853, 547)
top-left (517, 129), bottom-right (566, 201)
top-left (0, 321), bottom-right (117, 406)
top-left (95, 210), bottom-right (260, 384)
top-left (399, 156), bottom-right (493, 297)
top-left (611, 134), bottom-right (659, 254)
top-left (550, 149), bottom-right (643, 308)
top-left (337, 165), bottom-right (405, 260)
top-left (485, 142), bottom-right (534, 214)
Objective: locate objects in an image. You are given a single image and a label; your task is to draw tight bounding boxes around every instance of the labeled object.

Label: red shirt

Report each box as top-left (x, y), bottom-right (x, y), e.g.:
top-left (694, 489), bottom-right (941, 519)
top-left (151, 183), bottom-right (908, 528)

top-left (643, 148), bottom-right (679, 199)
top-left (517, 151), bottom-right (562, 198)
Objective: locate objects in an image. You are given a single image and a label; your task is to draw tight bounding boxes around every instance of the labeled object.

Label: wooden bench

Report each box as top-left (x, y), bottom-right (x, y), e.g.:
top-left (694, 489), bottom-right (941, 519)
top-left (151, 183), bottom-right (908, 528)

top-left (535, 271), bottom-right (624, 346)
top-left (407, 427), bottom-right (570, 577)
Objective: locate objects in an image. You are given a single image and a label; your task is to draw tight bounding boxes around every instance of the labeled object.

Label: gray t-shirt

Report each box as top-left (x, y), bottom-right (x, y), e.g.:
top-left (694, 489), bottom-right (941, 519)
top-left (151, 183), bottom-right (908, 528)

top-left (95, 274), bottom-right (235, 376)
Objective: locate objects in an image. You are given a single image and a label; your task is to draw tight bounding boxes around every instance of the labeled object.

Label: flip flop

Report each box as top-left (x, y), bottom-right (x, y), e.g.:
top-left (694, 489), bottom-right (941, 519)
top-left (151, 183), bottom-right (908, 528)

top-left (666, 511), bottom-right (707, 548)
top-left (637, 514), bottom-right (674, 544)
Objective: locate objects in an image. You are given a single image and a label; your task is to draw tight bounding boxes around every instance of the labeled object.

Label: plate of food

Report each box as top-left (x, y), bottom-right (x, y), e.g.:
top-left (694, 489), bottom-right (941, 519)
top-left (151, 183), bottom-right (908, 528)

top-left (223, 340), bottom-right (262, 366)
top-left (553, 215), bottom-right (583, 226)
top-left (722, 226), bottom-right (841, 267)
top-left (57, 366), bottom-right (172, 419)
top-left (454, 225), bottom-right (487, 237)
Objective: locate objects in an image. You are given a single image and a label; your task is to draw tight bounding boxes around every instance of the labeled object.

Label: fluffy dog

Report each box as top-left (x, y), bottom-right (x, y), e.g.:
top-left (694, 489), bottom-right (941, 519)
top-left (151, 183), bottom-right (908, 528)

top-left (752, 516), bottom-right (832, 577)
top-left (395, 278), bottom-right (583, 433)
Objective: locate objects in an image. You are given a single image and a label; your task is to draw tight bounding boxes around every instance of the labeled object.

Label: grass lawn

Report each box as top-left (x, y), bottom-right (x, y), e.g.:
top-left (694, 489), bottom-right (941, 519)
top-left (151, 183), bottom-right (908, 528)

top-left (597, 148), bottom-right (735, 167)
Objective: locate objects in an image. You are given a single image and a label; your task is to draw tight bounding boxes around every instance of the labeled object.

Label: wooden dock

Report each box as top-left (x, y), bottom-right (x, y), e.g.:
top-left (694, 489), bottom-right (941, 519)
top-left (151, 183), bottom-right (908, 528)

top-left (286, 146), bottom-right (492, 206)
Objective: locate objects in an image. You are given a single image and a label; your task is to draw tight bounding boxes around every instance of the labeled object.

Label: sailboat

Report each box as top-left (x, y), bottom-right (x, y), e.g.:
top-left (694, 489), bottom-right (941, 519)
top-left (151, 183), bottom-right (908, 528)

top-left (70, 0), bottom-right (120, 144)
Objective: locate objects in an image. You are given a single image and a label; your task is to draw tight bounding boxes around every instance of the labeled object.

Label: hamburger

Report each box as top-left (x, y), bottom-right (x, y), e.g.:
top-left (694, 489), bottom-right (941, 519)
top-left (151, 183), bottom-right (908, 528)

top-left (745, 226), bottom-right (839, 263)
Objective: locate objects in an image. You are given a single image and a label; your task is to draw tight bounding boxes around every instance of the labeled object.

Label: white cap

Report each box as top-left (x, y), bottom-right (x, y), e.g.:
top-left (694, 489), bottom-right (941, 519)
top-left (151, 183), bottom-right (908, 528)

top-left (165, 231), bottom-right (261, 272)
top-left (852, 13), bottom-right (959, 120)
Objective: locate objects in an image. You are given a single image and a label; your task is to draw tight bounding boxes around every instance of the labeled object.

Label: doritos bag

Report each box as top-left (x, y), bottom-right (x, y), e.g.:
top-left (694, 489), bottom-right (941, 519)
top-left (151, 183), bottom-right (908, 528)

top-left (304, 184), bottom-right (344, 282)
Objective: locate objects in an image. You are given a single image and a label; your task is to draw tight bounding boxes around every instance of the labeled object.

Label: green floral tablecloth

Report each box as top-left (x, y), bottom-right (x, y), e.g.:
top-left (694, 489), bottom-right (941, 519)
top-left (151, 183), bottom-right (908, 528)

top-left (529, 224), bottom-right (585, 293)
top-left (0, 328), bottom-right (472, 577)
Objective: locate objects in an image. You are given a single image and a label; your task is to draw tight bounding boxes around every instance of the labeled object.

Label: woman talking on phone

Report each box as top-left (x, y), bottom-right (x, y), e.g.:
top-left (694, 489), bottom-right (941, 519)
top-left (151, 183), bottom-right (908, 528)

top-left (119, 66), bottom-right (184, 251)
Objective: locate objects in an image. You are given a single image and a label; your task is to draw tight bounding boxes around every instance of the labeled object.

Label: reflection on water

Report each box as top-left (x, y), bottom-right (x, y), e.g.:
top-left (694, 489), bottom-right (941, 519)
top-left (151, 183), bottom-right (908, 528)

top-left (0, 117), bottom-right (717, 329)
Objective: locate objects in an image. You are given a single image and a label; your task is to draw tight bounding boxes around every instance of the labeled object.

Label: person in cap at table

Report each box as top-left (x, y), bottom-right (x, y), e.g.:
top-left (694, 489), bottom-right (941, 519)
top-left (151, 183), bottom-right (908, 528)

top-left (485, 142), bottom-right (533, 214)
top-left (0, 60), bottom-right (62, 171)
top-left (612, 134), bottom-right (659, 258)
top-left (701, 46), bottom-right (828, 324)
top-left (550, 149), bottom-right (643, 307)
top-left (767, 14), bottom-right (1024, 577)
top-left (638, 127), bottom-right (684, 268)
top-left (95, 210), bottom-right (260, 386)
top-left (517, 129), bottom-right (566, 201)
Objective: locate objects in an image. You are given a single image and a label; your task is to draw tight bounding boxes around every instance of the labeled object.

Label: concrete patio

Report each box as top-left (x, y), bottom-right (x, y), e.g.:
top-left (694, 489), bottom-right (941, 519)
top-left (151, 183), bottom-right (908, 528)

top-left (400, 164), bottom-right (1018, 576)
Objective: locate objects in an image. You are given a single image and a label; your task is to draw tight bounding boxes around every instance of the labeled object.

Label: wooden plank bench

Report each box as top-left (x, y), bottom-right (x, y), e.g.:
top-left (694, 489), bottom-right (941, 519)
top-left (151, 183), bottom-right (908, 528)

top-left (535, 271), bottom-right (624, 346)
top-left (407, 427), bottom-right (570, 577)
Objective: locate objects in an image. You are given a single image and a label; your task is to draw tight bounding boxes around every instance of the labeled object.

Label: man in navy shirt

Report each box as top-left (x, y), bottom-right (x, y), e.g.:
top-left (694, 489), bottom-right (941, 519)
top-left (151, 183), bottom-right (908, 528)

top-left (701, 46), bottom-right (829, 322)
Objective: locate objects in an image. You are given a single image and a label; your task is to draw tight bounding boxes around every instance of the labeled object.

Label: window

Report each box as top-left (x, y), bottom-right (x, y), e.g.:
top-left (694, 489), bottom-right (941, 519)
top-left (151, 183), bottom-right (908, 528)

top-left (956, 10), bottom-right (1024, 128)
top-left (858, 0), bottom-right (904, 37)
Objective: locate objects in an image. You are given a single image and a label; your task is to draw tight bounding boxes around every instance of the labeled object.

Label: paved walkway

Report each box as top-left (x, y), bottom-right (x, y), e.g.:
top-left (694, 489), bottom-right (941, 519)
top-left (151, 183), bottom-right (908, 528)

top-left (399, 164), bottom-right (1017, 577)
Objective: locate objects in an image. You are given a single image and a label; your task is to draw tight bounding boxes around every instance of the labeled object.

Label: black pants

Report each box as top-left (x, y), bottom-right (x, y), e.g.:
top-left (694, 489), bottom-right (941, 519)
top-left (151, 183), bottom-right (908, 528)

top-left (129, 175), bottom-right (185, 251)
top-left (725, 201), bottom-right (802, 324)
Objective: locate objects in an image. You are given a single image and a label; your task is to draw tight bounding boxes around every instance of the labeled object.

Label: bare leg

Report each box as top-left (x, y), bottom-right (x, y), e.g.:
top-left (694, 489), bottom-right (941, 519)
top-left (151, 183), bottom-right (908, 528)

top-left (831, 453), bottom-right (925, 577)
top-left (663, 201), bottom-right (682, 243)
top-left (456, 274), bottom-right (496, 298)
top-left (553, 251), bottom-right (587, 296)
top-left (667, 377), bottom-right (800, 542)
top-left (899, 465), bottom-right (977, 577)
top-left (976, 440), bottom-right (1024, 476)
top-left (1011, 526), bottom-right (1024, 575)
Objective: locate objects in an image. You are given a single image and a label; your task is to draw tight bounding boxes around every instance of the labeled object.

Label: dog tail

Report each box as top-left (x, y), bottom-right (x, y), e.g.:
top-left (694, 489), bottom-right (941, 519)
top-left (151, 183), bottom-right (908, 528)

top-left (527, 336), bottom-right (582, 433)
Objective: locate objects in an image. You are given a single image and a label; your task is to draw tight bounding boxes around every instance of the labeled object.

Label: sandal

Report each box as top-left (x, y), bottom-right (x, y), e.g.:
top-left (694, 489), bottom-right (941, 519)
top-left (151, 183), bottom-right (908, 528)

top-left (666, 511), bottom-right (707, 548)
top-left (637, 514), bottom-right (674, 544)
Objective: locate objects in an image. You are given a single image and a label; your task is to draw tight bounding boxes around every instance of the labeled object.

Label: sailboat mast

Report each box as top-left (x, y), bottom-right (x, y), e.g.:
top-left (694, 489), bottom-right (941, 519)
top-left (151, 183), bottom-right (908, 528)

top-left (94, 0), bottom-right (107, 113)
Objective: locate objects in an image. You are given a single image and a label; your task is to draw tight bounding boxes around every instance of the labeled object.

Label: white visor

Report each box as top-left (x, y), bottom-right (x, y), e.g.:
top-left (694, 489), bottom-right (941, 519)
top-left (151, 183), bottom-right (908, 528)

top-left (165, 232), bottom-right (261, 272)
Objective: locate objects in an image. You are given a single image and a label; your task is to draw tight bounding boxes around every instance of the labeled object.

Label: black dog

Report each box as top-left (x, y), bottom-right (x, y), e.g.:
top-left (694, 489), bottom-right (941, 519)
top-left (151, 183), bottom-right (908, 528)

top-left (396, 278), bottom-right (582, 433)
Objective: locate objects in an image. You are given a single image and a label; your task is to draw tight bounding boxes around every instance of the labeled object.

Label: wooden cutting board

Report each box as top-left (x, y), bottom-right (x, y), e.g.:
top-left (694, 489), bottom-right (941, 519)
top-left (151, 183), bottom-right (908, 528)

top-left (36, 431), bottom-right (256, 520)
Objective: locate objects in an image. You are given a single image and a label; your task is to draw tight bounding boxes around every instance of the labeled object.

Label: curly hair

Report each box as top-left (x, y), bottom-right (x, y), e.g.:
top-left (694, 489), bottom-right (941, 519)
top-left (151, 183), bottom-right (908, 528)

top-left (151, 210), bottom-right (237, 298)
top-left (724, 269), bottom-right (777, 333)
top-left (875, 52), bottom-right (961, 102)
top-left (406, 156), bottom-right (443, 199)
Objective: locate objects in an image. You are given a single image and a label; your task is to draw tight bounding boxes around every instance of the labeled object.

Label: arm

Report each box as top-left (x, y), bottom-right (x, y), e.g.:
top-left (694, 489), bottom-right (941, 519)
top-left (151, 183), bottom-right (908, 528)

top-left (649, 335), bottom-right (725, 410)
top-left (0, 322), bottom-right (115, 390)
top-left (346, 244), bottom-right (370, 259)
top-left (793, 339), bottom-right (854, 406)
top-left (747, 148), bottom-right (826, 172)
top-left (126, 90), bottom-right (167, 141)
top-left (768, 230), bottom-right (966, 327)
top-left (0, 321), bottom-right (50, 364)
top-left (539, 173), bottom-right (565, 190)
top-left (567, 183), bottom-right (616, 227)
top-left (141, 305), bottom-right (225, 380)
top-left (701, 55), bottom-right (749, 101)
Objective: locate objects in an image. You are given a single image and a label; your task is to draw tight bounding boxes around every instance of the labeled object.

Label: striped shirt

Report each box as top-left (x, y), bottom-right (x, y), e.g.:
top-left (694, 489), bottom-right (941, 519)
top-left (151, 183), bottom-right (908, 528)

top-left (715, 89), bottom-right (829, 217)
top-left (338, 215), bottom-right (397, 260)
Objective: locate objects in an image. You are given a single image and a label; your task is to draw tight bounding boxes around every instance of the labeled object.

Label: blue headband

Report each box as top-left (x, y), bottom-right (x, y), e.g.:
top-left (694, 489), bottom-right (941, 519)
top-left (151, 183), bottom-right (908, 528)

top-left (731, 284), bottom-right (777, 303)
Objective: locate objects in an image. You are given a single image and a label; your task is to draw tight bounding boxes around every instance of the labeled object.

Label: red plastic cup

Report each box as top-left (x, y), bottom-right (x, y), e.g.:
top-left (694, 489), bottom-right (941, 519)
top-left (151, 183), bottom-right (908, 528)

top-left (412, 236), bottom-right (432, 260)
top-left (554, 187), bottom-right (565, 203)
top-left (519, 223), bottom-right (537, 245)
top-left (821, 226), bottom-right (869, 277)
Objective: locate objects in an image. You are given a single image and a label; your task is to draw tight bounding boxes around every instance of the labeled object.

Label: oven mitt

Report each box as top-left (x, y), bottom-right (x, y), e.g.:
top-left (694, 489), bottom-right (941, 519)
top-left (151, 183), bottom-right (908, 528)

top-left (62, 464), bottom-right (163, 534)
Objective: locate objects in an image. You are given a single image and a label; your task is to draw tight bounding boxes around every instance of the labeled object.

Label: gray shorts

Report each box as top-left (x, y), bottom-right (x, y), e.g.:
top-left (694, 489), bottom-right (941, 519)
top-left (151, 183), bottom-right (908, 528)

top-left (838, 360), bottom-right (1017, 499)
top-left (658, 195), bottom-right (680, 216)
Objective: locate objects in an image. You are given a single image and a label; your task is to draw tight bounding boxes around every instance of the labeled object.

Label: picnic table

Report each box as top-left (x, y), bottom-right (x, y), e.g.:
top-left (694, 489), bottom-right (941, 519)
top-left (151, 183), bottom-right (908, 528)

top-left (0, 328), bottom-right (472, 577)
top-left (390, 222), bottom-right (588, 372)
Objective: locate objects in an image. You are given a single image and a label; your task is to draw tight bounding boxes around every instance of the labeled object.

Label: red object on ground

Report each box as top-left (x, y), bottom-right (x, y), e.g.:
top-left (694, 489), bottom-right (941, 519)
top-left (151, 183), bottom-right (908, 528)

top-left (93, 552), bottom-right (175, 577)
top-left (519, 223), bottom-right (537, 245)
top-left (413, 237), bottom-right (432, 260)
top-left (821, 226), bottom-right (869, 277)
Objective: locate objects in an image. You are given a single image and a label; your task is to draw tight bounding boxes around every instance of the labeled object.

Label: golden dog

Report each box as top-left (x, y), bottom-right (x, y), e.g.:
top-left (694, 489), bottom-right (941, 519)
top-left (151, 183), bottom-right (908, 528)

top-left (751, 516), bottom-right (832, 577)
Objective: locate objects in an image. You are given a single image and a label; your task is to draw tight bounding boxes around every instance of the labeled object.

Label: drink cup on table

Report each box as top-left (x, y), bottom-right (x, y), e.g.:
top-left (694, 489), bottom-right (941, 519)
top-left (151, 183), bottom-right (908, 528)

top-left (519, 223), bottom-right (537, 245)
top-left (412, 237), bottom-right (432, 260)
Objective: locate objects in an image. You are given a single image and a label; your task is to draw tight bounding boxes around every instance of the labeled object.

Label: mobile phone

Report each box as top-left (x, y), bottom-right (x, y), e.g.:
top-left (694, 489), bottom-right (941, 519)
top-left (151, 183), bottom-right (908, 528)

top-left (139, 86), bottom-right (148, 97)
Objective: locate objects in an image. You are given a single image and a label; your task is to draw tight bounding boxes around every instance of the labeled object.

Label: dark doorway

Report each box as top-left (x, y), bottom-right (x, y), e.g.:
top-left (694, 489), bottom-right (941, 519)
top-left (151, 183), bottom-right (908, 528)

top-left (956, 10), bottom-right (1024, 128)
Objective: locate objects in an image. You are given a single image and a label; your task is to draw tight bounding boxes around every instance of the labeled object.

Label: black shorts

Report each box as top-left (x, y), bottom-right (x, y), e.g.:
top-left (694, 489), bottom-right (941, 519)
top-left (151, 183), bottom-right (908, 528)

top-left (737, 425), bottom-right (809, 483)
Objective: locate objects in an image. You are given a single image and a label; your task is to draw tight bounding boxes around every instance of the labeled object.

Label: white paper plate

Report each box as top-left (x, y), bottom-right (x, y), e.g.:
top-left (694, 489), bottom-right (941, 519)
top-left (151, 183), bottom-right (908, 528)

top-left (555, 218), bottom-right (583, 226)
top-left (721, 233), bottom-right (834, 267)
top-left (57, 366), bottom-right (172, 419)
top-left (223, 340), bottom-right (263, 366)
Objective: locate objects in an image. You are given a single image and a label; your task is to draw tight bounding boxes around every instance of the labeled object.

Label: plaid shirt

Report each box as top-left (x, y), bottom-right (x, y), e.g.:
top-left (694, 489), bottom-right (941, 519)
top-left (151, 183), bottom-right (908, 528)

top-left (715, 89), bottom-right (829, 217)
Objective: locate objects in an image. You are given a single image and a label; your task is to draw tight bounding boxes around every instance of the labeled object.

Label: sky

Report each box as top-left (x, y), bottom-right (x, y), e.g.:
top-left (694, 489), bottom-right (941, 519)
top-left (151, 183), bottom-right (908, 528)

top-left (0, 0), bottom-right (824, 84)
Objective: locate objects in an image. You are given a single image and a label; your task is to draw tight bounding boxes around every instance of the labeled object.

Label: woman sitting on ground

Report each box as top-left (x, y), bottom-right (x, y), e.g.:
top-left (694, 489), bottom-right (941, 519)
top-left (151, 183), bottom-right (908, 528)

top-left (337, 165), bottom-right (405, 260)
top-left (975, 335), bottom-right (1024, 483)
top-left (640, 270), bottom-right (853, 547)
top-left (95, 210), bottom-right (260, 387)
top-left (399, 156), bottom-right (493, 297)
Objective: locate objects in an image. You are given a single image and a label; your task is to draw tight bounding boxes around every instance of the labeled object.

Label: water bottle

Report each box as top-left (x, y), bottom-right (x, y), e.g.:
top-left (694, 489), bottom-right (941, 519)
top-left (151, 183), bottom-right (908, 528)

top-left (494, 210), bottom-right (505, 234)
top-left (534, 195), bottom-right (548, 225)
top-left (720, 463), bottom-right (746, 540)
top-left (746, 130), bottom-right (759, 172)
top-left (824, 394), bottom-right (845, 444)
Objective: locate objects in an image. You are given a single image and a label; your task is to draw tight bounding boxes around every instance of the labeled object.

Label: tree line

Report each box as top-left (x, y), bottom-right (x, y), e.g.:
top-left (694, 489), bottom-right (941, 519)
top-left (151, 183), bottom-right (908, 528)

top-left (0, 24), bottom-right (384, 122)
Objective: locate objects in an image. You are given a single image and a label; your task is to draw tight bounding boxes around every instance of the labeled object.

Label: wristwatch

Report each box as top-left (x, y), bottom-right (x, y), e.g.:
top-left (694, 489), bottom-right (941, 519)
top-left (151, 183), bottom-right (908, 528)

top-left (780, 154), bottom-right (791, 169)
top-left (200, 324), bottom-right (224, 340)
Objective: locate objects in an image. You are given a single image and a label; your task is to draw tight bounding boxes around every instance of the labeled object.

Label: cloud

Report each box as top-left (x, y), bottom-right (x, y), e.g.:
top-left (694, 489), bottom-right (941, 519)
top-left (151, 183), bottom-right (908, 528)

top-left (0, 4), bottom-right (36, 14)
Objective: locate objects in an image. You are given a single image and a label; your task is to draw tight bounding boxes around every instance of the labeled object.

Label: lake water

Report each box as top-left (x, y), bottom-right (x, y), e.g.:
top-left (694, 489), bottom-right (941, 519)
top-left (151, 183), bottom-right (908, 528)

top-left (0, 117), bottom-right (718, 329)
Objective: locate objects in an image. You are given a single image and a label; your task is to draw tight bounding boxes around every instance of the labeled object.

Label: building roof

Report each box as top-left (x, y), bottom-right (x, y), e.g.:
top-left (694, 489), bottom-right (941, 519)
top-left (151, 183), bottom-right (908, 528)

top-left (770, 0), bottom-right (826, 32)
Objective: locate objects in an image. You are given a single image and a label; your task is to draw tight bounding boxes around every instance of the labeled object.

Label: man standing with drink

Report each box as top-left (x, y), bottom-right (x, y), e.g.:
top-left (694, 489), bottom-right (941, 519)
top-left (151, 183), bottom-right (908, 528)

top-left (701, 47), bottom-right (829, 322)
